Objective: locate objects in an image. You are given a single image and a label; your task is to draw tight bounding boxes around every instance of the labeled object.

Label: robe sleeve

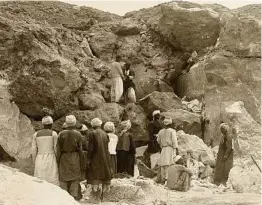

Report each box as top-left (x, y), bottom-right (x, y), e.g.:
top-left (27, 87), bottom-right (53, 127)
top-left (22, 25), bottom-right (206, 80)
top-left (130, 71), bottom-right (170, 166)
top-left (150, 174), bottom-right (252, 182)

top-left (148, 122), bottom-right (154, 140)
top-left (224, 135), bottom-right (233, 159)
top-left (183, 167), bottom-right (193, 176)
top-left (56, 133), bottom-right (61, 164)
top-left (129, 133), bottom-right (136, 154)
top-left (87, 131), bottom-right (95, 164)
top-left (171, 129), bottom-right (178, 149)
top-left (32, 132), bottom-right (37, 162)
top-left (157, 130), bottom-right (161, 144)
top-left (53, 131), bottom-right (58, 156)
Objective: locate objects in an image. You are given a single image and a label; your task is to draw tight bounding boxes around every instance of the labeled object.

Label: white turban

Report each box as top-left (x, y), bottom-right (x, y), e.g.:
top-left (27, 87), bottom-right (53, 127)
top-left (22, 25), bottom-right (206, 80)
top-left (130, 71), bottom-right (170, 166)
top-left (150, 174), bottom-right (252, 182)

top-left (104, 122), bottom-right (115, 133)
top-left (66, 115), bottom-right (76, 127)
top-left (42, 116), bottom-right (53, 125)
top-left (174, 155), bottom-right (182, 163)
top-left (81, 124), bottom-right (88, 131)
top-left (220, 123), bottom-right (229, 134)
top-left (163, 117), bottom-right (172, 125)
top-left (120, 120), bottom-right (132, 131)
top-left (152, 110), bottom-right (160, 117)
top-left (91, 118), bottom-right (102, 128)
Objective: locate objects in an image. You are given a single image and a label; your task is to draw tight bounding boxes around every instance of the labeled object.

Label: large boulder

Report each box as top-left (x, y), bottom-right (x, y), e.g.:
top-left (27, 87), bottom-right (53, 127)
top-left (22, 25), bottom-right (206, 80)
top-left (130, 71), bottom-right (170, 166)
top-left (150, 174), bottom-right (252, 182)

top-left (176, 63), bottom-right (207, 100)
top-left (176, 131), bottom-right (215, 166)
top-left (111, 18), bottom-right (141, 36)
top-left (158, 2), bottom-right (221, 51)
top-left (72, 103), bottom-right (124, 125)
top-left (0, 164), bottom-right (79, 205)
top-left (78, 93), bottom-right (105, 110)
top-left (123, 103), bottom-right (148, 141)
top-left (133, 71), bottom-right (174, 100)
top-left (139, 91), bottom-right (182, 115)
top-left (0, 17), bottom-right (85, 120)
top-left (161, 109), bottom-right (201, 137)
top-left (89, 25), bottom-right (118, 61)
top-left (228, 159), bottom-right (261, 194)
top-left (116, 35), bottom-right (142, 64)
top-left (218, 5), bottom-right (261, 57)
top-left (0, 83), bottom-right (35, 160)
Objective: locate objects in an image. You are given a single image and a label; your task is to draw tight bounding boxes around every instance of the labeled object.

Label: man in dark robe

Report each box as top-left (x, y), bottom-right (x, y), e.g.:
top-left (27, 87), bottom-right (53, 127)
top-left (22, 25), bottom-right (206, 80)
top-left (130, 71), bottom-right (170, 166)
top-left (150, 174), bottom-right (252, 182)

top-left (57, 115), bottom-right (83, 200)
top-left (214, 123), bottom-right (234, 185)
top-left (143, 110), bottom-right (162, 168)
top-left (86, 118), bottom-right (112, 202)
top-left (123, 62), bottom-right (136, 104)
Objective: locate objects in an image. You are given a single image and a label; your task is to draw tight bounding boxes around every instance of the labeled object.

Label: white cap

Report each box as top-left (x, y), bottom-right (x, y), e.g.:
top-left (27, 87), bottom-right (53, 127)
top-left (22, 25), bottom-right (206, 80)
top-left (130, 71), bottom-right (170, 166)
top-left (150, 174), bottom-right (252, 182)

top-left (66, 115), bottom-right (76, 127)
top-left (163, 117), bottom-right (172, 125)
top-left (42, 116), bottom-right (53, 125)
top-left (152, 110), bottom-right (160, 117)
top-left (91, 118), bottom-right (102, 127)
top-left (81, 124), bottom-right (88, 131)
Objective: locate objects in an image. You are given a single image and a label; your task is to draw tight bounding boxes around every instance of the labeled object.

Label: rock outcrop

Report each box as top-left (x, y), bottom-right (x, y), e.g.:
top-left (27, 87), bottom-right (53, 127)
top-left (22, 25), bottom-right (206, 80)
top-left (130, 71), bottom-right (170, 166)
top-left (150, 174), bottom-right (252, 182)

top-left (0, 164), bottom-right (79, 205)
top-left (0, 1), bottom-right (260, 167)
top-left (0, 82), bottom-right (35, 160)
top-left (223, 101), bottom-right (261, 193)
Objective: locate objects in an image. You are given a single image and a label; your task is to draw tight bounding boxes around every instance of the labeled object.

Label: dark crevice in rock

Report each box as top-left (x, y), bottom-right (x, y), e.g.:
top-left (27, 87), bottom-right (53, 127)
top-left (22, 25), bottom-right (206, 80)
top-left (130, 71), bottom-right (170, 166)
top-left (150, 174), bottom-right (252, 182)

top-left (0, 145), bottom-right (16, 162)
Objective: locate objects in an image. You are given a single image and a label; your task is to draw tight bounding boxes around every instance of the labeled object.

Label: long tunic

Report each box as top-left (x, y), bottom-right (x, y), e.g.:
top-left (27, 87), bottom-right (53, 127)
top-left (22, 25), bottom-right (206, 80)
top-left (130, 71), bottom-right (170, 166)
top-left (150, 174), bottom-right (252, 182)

top-left (116, 132), bottom-right (136, 176)
top-left (108, 133), bottom-right (118, 176)
top-left (32, 129), bottom-right (59, 186)
top-left (87, 128), bottom-right (112, 185)
top-left (214, 134), bottom-right (234, 185)
top-left (157, 128), bottom-right (178, 166)
top-left (147, 120), bottom-right (162, 153)
top-left (111, 62), bottom-right (124, 102)
top-left (57, 129), bottom-right (82, 182)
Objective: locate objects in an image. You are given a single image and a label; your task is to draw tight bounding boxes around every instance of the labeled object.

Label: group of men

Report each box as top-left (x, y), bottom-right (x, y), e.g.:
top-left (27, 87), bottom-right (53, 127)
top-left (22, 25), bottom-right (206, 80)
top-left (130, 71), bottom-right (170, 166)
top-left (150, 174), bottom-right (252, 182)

top-left (110, 56), bottom-right (136, 104)
top-left (32, 114), bottom-right (136, 202)
top-left (32, 107), bottom-right (235, 202)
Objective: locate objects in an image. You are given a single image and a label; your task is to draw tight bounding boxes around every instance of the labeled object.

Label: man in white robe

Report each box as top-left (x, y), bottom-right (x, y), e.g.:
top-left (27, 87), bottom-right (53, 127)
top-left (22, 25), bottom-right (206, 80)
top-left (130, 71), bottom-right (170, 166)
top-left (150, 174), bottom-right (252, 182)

top-left (110, 56), bottom-right (124, 103)
top-left (156, 116), bottom-right (178, 184)
top-left (32, 116), bottom-right (59, 186)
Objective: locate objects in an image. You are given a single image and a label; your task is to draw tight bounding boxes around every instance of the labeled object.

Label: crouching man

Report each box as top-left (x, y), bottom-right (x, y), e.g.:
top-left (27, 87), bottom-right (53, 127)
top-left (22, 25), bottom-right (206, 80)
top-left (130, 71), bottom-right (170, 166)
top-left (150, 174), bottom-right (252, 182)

top-left (167, 155), bottom-right (193, 192)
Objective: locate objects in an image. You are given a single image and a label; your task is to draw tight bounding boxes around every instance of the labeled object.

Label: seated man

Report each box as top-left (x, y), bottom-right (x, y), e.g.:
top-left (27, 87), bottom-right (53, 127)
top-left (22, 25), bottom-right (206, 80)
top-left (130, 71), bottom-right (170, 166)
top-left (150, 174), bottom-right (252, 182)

top-left (167, 155), bottom-right (193, 192)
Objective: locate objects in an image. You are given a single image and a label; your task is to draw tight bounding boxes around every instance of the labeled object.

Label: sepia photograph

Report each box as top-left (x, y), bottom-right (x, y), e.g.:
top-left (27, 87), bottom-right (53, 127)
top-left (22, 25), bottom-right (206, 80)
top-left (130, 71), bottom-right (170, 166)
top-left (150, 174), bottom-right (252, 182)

top-left (0, 0), bottom-right (261, 204)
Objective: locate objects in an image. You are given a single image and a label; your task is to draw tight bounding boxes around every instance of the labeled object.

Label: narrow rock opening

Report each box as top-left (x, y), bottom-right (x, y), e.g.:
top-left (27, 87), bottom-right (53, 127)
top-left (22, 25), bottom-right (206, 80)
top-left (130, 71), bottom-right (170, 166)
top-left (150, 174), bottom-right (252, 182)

top-left (0, 145), bottom-right (16, 162)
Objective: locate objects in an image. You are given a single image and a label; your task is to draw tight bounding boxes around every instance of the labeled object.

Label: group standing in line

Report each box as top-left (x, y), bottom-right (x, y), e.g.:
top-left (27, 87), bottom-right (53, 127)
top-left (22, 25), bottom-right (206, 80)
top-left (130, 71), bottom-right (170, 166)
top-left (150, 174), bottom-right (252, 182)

top-left (32, 109), bottom-right (235, 200)
top-left (32, 114), bottom-right (136, 201)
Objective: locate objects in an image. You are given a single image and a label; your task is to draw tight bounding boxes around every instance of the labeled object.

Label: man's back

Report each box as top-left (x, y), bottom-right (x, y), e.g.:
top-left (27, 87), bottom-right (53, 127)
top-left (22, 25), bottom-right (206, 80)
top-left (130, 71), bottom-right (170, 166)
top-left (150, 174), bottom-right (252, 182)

top-left (58, 129), bottom-right (81, 152)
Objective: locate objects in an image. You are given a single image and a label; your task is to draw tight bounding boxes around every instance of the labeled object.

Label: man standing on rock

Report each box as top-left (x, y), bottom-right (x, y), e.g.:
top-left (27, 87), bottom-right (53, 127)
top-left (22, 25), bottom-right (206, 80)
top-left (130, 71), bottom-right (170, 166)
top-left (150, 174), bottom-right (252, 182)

top-left (32, 116), bottom-right (59, 186)
top-left (143, 110), bottom-right (162, 168)
top-left (110, 55), bottom-right (125, 103)
top-left (57, 115), bottom-right (83, 200)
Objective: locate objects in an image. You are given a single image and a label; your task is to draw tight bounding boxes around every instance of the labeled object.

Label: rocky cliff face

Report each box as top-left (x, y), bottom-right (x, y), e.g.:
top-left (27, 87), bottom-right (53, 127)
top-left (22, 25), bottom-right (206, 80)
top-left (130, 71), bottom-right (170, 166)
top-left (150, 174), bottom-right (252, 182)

top-left (0, 1), bottom-right (260, 161)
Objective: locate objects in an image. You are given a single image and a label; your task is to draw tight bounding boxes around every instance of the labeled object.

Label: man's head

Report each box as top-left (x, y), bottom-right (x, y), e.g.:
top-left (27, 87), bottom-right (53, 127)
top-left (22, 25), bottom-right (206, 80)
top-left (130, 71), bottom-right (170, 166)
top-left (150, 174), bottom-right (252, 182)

top-left (42, 116), bottom-right (53, 129)
top-left (163, 116), bottom-right (172, 127)
top-left (152, 110), bottom-right (161, 120)
top-left (65, 115), bottom-right (77, 128)
top-left (91, 118), bottom-right (103, 129)
top-left (125, 62), bottom-right (131, 70)
top-left (116, 55), bottom-right (121, 62)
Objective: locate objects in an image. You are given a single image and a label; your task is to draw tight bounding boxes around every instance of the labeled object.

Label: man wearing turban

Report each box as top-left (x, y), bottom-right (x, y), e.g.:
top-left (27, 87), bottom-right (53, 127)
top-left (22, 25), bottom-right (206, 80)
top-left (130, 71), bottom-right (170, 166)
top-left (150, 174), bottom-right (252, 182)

top-left (32, 116), bottom-right (59, 186)
top-left (214, 122), bottom-right (234, 185)
top-left (87, 118), bottom-right (112, 202)
top-left (57, 115), bottom-right (83, 200)
top-left (156, 116), bottom-right (178, 184)
top-left (116, 120), bottom-right (136, 176)
top-left (144, 110), bottom-right (163, 168)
